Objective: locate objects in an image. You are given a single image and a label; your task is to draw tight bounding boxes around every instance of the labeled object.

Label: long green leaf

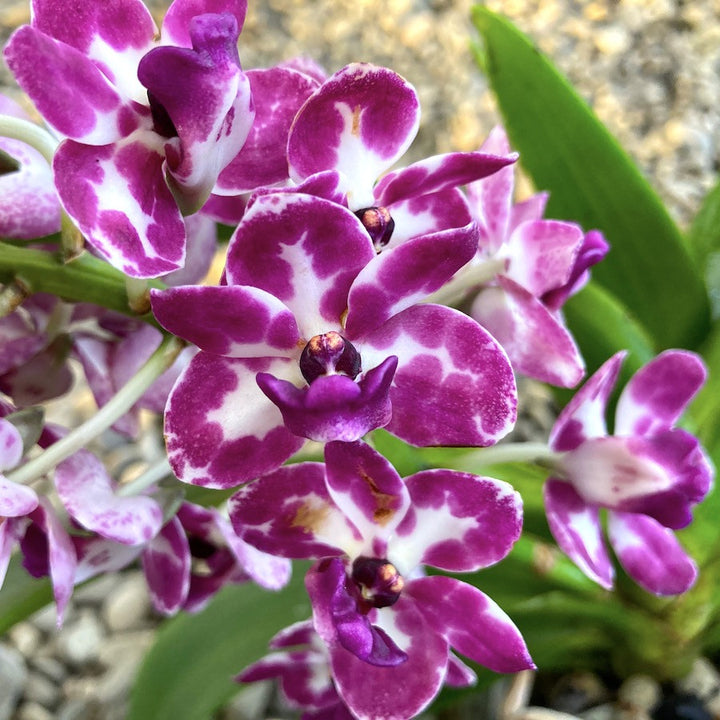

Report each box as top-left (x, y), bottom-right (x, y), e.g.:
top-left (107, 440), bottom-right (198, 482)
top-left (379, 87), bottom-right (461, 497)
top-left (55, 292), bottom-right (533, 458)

top-left (688, 177), bottom-right (720, 319)
top-left (128, 566), bottom-right (310, 720)
top-left (0, 555), bottom-right (52, 635)
top-left (472, 6), bottom-right (710, 350)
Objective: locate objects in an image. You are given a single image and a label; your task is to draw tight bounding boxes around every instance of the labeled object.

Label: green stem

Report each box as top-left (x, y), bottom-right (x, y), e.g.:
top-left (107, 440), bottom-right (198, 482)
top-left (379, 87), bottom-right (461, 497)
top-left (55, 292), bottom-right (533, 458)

top-left (0, 114), bottom-right (58, 164)
top-left (0, 241), bottom-right (164, 322)
top-left (6, 335), bottom-right (184, 485)
top-left (117, 458), bottom-right (173, 497)
top-left (454, 441), bottom-right (560, 469)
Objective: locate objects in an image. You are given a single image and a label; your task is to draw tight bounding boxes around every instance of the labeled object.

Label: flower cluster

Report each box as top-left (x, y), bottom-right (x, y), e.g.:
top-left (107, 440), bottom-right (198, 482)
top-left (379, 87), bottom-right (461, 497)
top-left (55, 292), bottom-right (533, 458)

top-left (0, 0), bottom-right (715, 718)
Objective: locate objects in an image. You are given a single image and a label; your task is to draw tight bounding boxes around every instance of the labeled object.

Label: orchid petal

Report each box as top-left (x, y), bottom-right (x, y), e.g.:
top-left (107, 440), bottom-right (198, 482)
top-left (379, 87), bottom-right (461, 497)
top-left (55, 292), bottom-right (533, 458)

top-left (543, 479), bottom-right (613, 589)
top-left (407, 576), bottom-right (534, 672)
top-left (73, 535), bottom-right (142, 584)
top-left (142, 516), bottom-right (191, 615)
top-left (504, 219), bottom-right (583, 296)
top-left (470, 278), bottom-right (585, 388)
top-left (615, 350), bottom-right (707, 437)
top-left (288, 63), bottom-right (420, 209)
top-left (608, 511), bottom-right (697, 595)
top-left (4, 26), bottom-right (137, 143)
top-left (360, 304), bottom-right (517, 446)
top-left (0, 476), bottom-right (39, 518)
top-left (161, 0), bottom-right (247, 47)
top-left (162, 212), bottom-right (217, 286)
top-left (54, 450), bottom-right (163, 545)
top-left (345, 221), bottom-right (476, 339)
top-left (549, 351), bottom-right (626, 451)
top-left (165, 353), bottom-right (304, 487)
top-left (226, 193), bottom-right (374, 336)
top-left (446, 654), bottom-right (477, 687)
top-left (324, 441), bottom-right (409, 548)
top-left (374, 150), bottom-right (517, 207)
top-left (393, 470), bottom-right (521, 574)
top-left (151, 285), bottom-right (300, 357)
top-left (54, 134), bottom-right (186, 278)
top-left (229, 463), bottom-right (360, 559)
top-left (0, 417), bottom-right (24, 471)
top-left (138, 14), bottom-right (254, 213)
top-left (31, 0), bottom-right (156, 102)
top-left (216, 66), bottom-right (319, 193)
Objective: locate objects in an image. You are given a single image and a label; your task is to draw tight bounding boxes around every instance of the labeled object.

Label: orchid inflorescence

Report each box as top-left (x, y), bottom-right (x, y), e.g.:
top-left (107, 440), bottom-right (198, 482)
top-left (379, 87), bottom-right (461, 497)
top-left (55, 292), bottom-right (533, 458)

top-left (0, 0), bottom-right (715, 718)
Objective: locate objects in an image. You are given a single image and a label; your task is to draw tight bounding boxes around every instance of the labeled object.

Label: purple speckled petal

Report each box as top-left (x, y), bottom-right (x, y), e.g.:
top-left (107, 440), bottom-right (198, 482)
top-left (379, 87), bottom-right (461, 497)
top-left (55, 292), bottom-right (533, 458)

top-left (504, 220), bottom-right (584, 297)
top-left (509, 192), bottom-right (548, 232)
top-left (200, 192), bottom-right (247, 224)
top-left (543, 478), bottom-right (613, 589)
top-left (615, 350), bottom-right (707, 437)
top-left (306, 558), bottom-right (407, 667)
top-left (324, 441), bottom-right (409, 549)
top-left (161, 0), bottom-right (247, 46)
top-left (162, 212), bottom-right (217, 286)
top-left (213, 509), bottom-right (292, 590)
top-left (4, 26), bottom-right (136, 143)
top-left (345, 223), bottom-right (476, 339)
top-left (226, 193), bottom-right (374, 337)
top-left (1, 519), bottom-right (26, 590)
top-left (359, 304), bottom-right (517, 447)
top-left (138, 14), bottom-right (254, 213)
top-left (28, 498), bottom-right (77, 626)
top-left (228, 463), bottom-right (361, 559)
top-left (238, 649), bottom-right (338, 711)
top-left (446, 654), bottom-right (477, 688)
top-left (374, 151), bottom-right (517, 208)
top-left (256, 357), bottom-right (396, 443)
top-left (165, 353), bottom-right (304, 487)
top-left (151, 285), bottom-right (300, 357)
top-left (216, 66), bottom-right (319, 193)
top-left (392, 470), bottom-right (521, 574)
top-left (0, 417), bottom-right (23, 471)
top-left (549, 351), bottom-right (626, 452)
top-left (466, 126), bottom-right (514, 254)
top-left (607, 511), bottom-right (697, 596)
top-left (0, 308), bottom-right (45, 377)
top-left (0, 96), bottom-right (60, 239)
top-left (0, 476), bottom-right (39, 518)
top-left (269, 619), bottom-right (317, 649)
top-left (288, 63), bottom-right (420, 209)
top-left (53, 135), bottom-right (186, 278)
top-left (469, 278), bottom-right (585, 388)
top-left (31, 0), bottom-right (156, 101)
top-left (407, 576), bottom-right (534, 673)
top-left (542, 230), bottom-right (609, 311)
top-left (73, 535), bottom-right (142, 584)
top-left (142, 516), bottom-right (191, 615)
top-left (54, 450), bottom-right (163, 545)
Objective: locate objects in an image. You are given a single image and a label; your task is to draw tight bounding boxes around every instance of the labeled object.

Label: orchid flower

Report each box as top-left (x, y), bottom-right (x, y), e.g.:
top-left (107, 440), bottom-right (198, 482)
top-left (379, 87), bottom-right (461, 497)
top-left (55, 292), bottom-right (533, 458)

top-left (151, 192), bottom-right (517, 488)
top-left (544, 350), bottom-right (713, 595)
top-left (0, 93), bottom-right (60, 239)
top-left (287, 63), bottom-right (516, 254)
top-left (229, 440), bottom-right (533, 720)
top-left (447, 126), bottom-right (609, 388)
top-left (4, 0), bottom-right (254, 277)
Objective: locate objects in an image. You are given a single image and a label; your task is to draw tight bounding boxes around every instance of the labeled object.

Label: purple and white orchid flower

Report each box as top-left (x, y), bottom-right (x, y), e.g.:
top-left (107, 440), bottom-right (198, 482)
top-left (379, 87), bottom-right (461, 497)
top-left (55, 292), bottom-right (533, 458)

top-left (229, 441), bottom-right (534, 720)
top-left (544, 350), bottom-right (713, 595)
top-left (287, 63), bottom-right (516, 254)
top-left (450, 126), bottom-right (609, 388)
top-left (4, 0), bottom-right (254, 277)
top-left (151, 192), bottom-right (517, 488)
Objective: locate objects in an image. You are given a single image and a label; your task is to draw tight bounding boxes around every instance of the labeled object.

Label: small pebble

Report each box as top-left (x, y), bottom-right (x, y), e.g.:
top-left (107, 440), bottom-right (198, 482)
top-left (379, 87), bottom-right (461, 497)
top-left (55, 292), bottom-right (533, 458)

top-left (0, 643), bottom-right (27, 720)
top-left (24, 670), bottom-right (60, 709)
top-left (15, 702), bottom-right (54, 720)
top-left (7, 623), bottom-right (42, 657)
top-left (102, 572), bottom-right (152, 633)
top-left (56, 610), bottom-right (105, 667)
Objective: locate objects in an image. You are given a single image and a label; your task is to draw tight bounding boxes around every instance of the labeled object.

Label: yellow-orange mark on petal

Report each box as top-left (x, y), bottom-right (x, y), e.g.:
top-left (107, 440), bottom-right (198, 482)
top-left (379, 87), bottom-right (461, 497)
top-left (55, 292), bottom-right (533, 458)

top-left (351, 105), bottom-right (362, 136)
top-left (291, 500), bottom-right (330, 534)
top-left (359, 469), bottom-right (396, 526)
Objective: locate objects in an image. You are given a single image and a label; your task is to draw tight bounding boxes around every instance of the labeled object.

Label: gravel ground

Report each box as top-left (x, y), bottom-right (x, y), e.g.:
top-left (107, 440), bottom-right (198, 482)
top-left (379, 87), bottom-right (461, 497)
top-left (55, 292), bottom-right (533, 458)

top-left (2, 0), bottom-right (720, 718)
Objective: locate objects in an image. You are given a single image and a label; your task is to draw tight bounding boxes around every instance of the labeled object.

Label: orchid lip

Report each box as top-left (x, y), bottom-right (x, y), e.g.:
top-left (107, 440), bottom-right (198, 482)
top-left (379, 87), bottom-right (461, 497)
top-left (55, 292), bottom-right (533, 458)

top-left (355, 206), bottom-right (395, 251)
top-left (299, 332), bottom-right (362, 384)
top-left (351, 556), bottom-right (405, 609)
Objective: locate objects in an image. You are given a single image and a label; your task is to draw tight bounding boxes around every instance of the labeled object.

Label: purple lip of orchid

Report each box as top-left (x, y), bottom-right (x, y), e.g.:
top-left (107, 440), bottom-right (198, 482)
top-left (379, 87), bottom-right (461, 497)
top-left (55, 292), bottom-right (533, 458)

top-left (351, 556), bottom-right (404, 609)
top-left (354, 206), bottom-right (395, 251)
top-left (544, 349), bottom-right (714, 596)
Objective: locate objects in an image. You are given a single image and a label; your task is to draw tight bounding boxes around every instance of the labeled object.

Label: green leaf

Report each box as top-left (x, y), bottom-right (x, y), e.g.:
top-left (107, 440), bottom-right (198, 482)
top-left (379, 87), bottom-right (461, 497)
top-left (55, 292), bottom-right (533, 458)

top-left (472, 6), bottom-right (710, 350)
top-left (128, 566), bottom-right (311, 720)
top-left (0, 555), bottom-right (52, 635)
top-left (688, 177), bottom-right (720, 318)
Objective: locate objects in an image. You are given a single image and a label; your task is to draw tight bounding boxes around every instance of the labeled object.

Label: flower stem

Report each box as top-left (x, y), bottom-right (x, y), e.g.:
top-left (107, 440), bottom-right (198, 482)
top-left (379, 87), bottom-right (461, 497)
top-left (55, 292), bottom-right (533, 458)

top-left (0, 114), bottom-right (58, 164)
top-left (6, 335), bottom-right (184, 485)
top-left (456, 441), bottom-right (561, 470)
top-left (117, 458), bottom-right (173, 497)
top-left (424, 256), bottom-right (506, 307)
